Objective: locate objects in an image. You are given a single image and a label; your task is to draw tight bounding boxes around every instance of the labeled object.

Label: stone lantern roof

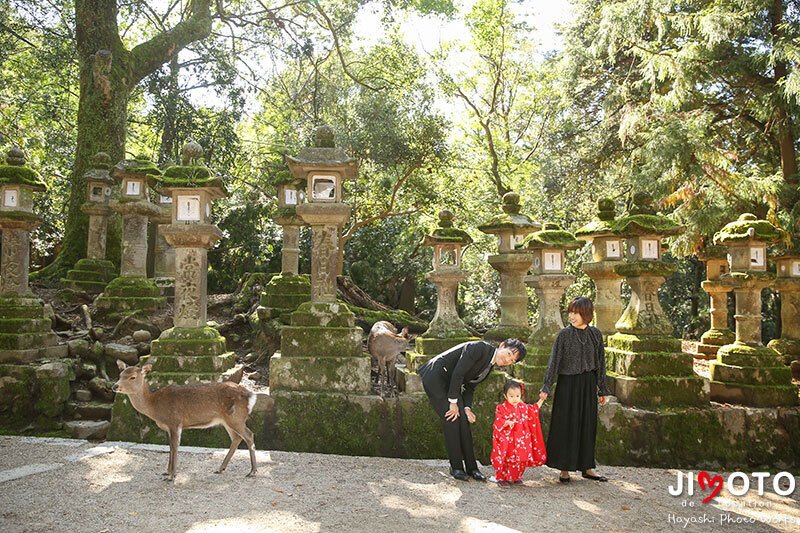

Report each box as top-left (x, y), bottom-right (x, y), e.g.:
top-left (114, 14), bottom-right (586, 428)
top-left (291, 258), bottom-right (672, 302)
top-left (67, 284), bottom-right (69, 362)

top-left (154, 141), bottom-right (228, 197)
top-left (575, 198), bottom-right (618, 238)
top-left (477, 192), bottom-right (540, 233)
top-left (112, 153), bottom-right (161, 181)
top-left (0, 146), bottom-right (46, 191)
top-left (521, 223), bottom-right (583, 250)
top-left (713, 213), bottom-right (783, 245)
top-left (423, 210), bottom-right (473, 245)
top-left (284, 126), bottom-right (357, 180)
top-left (83, 152), bottom-right (115, 186)
top-left (611, 192), bottom-right (684, 237)
top-left (696, 244), bottom-right (728, 261)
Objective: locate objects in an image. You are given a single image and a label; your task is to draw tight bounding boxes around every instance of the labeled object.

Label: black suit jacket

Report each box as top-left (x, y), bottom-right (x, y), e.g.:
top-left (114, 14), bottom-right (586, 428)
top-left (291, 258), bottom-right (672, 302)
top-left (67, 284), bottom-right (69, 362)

top-left (418, 341), bottom-right (495, 408)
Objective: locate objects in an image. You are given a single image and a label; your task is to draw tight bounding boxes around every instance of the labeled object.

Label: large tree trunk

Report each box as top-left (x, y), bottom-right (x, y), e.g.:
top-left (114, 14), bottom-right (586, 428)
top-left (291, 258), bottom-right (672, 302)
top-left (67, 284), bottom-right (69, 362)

top-left (772, 0), bottom-right (798, 186)
top-left (35, 0), bottom-right (212, 279)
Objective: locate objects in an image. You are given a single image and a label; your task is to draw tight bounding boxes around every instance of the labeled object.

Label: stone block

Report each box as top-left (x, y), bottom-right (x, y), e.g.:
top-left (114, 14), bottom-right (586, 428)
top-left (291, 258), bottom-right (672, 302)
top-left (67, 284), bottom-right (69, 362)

top-left (710, 381), bottom-right (799, 407)
top-left (269, 352), bottom-right (371, 393)
top-left (608, 333), bottom-right (682, 353)
top-left (104, 343), bottom-right (139, 365)
top-left (289, 301), bottom-right (356, 328)
top-left (605, 348), bottom-right (695, 377)
top-left (611, 372), bottom-right (710, 407)
top-left (150, 326), bottom-right (228, 358)
top-left (716, 344), bottom-right (787, 366)
top-left (405, 351), bottom-right (432, 372)
top-left (396, 366), bottom-right (424, 394)
top-left (34, 362), bottom-right (72, 417)
top-left (710, 362), bottom-right (793, 385)
top-left (67, 339), bottom-right (91, 359)
top-left (65, 420), bottom-right (110, 440)
top-left (148, 352), bottom-right (236, 374)
top-left (280, 326), bottom-right (363, 358)
top-left (413, 336), bottom-right (479, 356)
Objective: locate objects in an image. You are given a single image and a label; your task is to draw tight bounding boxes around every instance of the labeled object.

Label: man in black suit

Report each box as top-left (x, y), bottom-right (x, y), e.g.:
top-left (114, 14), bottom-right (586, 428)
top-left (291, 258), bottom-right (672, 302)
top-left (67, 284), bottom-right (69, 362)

top-left (418, 338), bottom-right (526, 481)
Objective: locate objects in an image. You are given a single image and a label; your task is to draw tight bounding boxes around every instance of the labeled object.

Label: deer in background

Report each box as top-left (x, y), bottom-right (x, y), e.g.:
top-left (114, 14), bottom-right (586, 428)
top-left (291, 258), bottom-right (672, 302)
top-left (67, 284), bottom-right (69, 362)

top-left (112, 361), bottom-right (258, 481)
top-left (368, 321), bottom-right (413, 397)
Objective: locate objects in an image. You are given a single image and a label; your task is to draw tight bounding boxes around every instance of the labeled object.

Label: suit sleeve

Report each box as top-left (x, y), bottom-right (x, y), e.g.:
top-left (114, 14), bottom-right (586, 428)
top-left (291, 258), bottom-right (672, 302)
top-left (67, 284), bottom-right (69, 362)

top-left (447, 343), bottom-right (480, 403)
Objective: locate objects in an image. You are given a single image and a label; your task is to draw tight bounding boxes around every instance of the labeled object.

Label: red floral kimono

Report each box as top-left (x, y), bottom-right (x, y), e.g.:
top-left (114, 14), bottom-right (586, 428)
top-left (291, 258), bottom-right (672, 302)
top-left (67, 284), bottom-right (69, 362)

top-left (491, 401), bottom-right (547, 482)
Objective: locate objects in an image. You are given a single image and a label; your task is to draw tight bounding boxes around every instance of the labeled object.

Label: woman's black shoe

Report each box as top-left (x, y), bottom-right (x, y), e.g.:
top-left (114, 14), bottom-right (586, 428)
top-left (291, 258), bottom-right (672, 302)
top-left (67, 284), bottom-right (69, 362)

top-left (559, 475), bottom-right (571, 483)
top-left (582, 472), bottom-right (608, 482)
top-left (450, 468), bottom-right (469, 481)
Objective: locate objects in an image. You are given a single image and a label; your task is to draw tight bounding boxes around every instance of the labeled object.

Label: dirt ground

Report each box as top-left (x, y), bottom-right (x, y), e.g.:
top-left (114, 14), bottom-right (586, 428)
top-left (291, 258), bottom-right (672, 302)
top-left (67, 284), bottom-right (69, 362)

top-left (0, 436), bottom-right (798, 532)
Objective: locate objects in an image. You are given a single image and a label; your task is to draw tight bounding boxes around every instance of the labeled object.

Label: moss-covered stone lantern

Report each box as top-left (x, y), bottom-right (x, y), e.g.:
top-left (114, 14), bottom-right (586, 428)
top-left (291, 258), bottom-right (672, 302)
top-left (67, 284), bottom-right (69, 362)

top-left (693, 245), bottom-right (735, 358)
top-left (478, 191), bottom-right (540, 342)
top-left (62, 152), bottom-right (117, 294)
top-left (709, 214), bottom-right (797, 406)
top-left (95, 153), bottom-right (165, 317)
top-left (0, 146), bottom-right (67, 362)
top-left (274, 171), bottom-right (306, 276)
top-left (575, 198), bottom-right (625, 337)
top-left (513, 223), bottom-right (582, 384)
top-left (270, 126), bottom-right (368, 396)
top-left (769, 234), bottom-right (800, 380)
top-left (152, 187), bottom-right (175, 293)
top-left (604, 192), bottom-right (708, 407)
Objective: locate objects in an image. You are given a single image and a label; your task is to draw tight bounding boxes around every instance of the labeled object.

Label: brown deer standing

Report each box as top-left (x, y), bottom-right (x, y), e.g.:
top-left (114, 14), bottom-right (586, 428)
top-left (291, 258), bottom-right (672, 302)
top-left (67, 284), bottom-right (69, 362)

top-left (367, 321), bottom-right (413, 397)
top-left (112, 360), bottom-right (258, 481)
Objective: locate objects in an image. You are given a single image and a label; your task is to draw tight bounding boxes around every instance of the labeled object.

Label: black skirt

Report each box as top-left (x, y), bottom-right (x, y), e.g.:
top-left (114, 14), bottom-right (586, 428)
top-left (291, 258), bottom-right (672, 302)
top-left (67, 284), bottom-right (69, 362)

top-left (545, 371), bottom-right (598, 472)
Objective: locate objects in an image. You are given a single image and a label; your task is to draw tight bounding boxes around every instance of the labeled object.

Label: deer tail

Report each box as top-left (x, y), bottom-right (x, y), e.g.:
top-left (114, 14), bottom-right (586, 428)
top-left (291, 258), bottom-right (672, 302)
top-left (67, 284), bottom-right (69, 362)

top-left (246, 390), bottom-right (256, 414)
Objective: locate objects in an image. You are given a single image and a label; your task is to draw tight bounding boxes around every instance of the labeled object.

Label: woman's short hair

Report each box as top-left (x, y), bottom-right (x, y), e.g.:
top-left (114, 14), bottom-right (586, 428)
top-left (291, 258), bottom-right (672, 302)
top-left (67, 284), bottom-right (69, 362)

top-left (567, 296), bottom-right (594, 325)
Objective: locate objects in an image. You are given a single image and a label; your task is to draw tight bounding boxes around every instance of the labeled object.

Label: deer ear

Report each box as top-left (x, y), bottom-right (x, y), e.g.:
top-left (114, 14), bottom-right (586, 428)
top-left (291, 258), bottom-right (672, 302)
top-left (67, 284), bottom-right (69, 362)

top-left (116, 359), bottom-right (127, 371)
top-left (142, 364), bottom-right (153, 374)
top-left (401, 327), bottom-right (410, 337)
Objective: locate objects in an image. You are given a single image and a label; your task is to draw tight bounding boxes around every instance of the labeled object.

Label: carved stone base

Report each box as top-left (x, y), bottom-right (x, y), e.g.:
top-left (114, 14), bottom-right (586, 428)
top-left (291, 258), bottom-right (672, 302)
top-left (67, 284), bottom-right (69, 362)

top-left (0, 296), bottom-right (67, 363)
top-left (62, 258), bottom-right (117, 294)
top-left (270, 353), bottom-right (371, 393)
top-left (95, 276), bottom-right (166, 318)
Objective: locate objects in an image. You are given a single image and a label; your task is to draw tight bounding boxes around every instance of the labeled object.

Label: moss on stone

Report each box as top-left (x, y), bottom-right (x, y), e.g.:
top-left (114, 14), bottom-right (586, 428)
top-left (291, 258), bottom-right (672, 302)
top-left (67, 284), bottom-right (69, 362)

top-left (0, 164), bottom-right (46, 189)
top-left (522, 227), bottom-right (584, 249)
top-left (113, 156), bottom-right (161, 179)
top-left (714, 214), bottom-right (782, 244)
top-left (425, 227), bottom-right (473, 244)
top-left (612, 214), bottom-right (684, 236)
top-left (347, 305), bottom-right (428, 333)
top-left (102, 276), bottom-right (162, 297)
top-left (280, 326), bottom-right (363, 358)
top-left (477, 212), bottom-right (538, 233)
top-left (0, 210), bottom-right (41, 223)
top-left (614, 261), bottom-right (677, 278)
top-left (269, 353), bottom-right (371, 393)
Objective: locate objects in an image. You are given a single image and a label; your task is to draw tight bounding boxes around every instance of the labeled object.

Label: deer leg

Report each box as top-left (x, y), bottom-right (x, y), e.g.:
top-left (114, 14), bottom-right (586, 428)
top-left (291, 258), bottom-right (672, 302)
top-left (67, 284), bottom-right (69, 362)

top-left (216, 426), bottom-right (242, 474)
top-left (166, 426), bottom-right (181, 481)
top-left (389, 362), bottom-right (397, 396)
top-left (228, 420), bottom-right (258, 477)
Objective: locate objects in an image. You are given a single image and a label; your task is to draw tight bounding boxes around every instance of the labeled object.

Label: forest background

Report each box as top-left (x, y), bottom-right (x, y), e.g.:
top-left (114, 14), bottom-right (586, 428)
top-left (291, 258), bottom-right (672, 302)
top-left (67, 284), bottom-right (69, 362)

top-left (1, 0), bottom-right (799, 341)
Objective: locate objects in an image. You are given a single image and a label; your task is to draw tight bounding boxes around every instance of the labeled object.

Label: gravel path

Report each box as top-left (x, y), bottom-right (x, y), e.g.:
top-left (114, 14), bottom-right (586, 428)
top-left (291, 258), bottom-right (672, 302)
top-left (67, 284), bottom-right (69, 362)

top-left (0, 436), bottom-right (798, 532)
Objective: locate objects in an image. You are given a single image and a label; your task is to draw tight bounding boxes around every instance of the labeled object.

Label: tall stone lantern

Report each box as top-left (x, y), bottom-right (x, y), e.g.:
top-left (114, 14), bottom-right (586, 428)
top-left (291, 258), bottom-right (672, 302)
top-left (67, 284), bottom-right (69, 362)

top-left (694, 245), bottom-right (734, 358)
top-left (513, 223), bottom-right (583, 384)
top-left (709, 214), bottom-right (797, 406)
top-left (0, 147), bottom-right (67, 362)
top-left (270, 126), bottom-right (369, 395)
top-left (769, 246), bottom-right (800, 380)
top-left (95, 154), bottom-right (165, 317)
top-left (275, 172), bottom-right (306, 275)
top-left (575, 198), bottom-right (625, 337)
top-left (63, 152), bottom-right (117, 293)
top-left (604, 192), bottom-right (708, 407)
top-left (478, 192), bottom-right (539, 342)
top-left (152, 189), bottom-right (176, 293)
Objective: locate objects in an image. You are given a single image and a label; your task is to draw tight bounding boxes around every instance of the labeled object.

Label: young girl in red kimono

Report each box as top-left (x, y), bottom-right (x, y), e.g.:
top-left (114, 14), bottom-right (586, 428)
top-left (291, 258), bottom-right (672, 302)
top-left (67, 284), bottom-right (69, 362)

top-left (491, 381), bottom-right (547, 487)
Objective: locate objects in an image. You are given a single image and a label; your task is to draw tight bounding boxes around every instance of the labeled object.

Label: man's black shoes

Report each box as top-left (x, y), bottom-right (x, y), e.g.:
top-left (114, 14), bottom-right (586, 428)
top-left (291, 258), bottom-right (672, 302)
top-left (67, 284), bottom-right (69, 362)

top-left (469, 470), bottom-right (487, 481)
top-left (450, 468), bottom-right (469, 481)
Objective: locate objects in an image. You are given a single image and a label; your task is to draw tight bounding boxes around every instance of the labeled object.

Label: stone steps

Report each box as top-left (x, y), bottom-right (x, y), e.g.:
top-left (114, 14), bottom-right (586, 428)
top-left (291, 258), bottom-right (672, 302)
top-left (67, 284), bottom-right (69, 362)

top-left (66, 400), bottom-right (113, 421)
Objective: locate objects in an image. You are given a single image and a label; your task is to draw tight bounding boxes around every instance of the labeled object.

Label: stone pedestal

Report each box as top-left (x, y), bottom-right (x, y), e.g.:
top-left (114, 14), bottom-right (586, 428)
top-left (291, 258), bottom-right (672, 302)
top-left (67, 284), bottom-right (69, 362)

top-left (606, 262), bottom-right (709, 407)
top-left (513, 274), bottom-right (574, 384)
top-left (278, 217), bottom-right (302, 275)
top-left (582, 262), bottom-right (624, 337)
top-left (153, 202), bottom-right (175, 295)
top-left (484, 253), bottom-right (534, 342)
top-left (711, 274), bottom-right (798, 406)
top-left (96, 200), bottom-right (165, 317)
top-left (696, 280), bottom-right (735, 357)
top-left (0, 229), bottom-right (67, 364)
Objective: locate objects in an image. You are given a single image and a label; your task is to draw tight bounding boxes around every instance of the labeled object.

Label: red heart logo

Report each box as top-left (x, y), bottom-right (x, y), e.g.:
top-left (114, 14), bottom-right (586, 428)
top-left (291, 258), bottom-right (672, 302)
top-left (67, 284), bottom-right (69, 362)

top-left (698, 471), bottom-right (723, 503)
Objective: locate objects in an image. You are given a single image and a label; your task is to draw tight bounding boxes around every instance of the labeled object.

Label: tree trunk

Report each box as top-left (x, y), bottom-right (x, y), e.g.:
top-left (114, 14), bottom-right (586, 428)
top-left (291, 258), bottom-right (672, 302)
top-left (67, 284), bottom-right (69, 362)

top-left (35, 0), bottom-right (212, 279)
top-left (772, 0), bottom-right (798, 186)
top-left (157, 55), bottom-right (181, 165)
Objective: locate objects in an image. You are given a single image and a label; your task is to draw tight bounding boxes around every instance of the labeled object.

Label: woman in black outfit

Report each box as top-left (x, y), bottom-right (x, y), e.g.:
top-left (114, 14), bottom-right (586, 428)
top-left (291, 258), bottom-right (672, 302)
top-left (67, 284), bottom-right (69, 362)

top-left (538, 296), bottom-right (610, 483)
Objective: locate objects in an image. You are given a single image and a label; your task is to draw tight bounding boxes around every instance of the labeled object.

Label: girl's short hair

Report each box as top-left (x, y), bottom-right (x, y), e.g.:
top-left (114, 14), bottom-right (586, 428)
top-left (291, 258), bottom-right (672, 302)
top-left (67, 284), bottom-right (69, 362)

top-left (567, 296), bottom-right (594, 325)
top-left (503, 380), bottom-right (523, 396)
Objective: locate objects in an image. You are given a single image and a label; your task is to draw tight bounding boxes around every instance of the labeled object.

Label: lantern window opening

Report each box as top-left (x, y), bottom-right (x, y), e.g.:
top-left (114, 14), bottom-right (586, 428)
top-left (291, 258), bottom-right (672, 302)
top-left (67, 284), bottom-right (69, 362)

top-left (4, 187), bottom-right (19, 207)
top-left (750, 247), bottom-right (765, 268)
top-left (641, 238), bottom-right (660, 259)
top-left (177, 195), bottom-right (201, 222)
top-left (792, 261), bottom-right (800, 277)
top-left (543, 251), bottom-right (562, 272)
top-left (311, 175), bottom-right (337, 202)
top-left (125, 179), bottom-right (142, 196)
top-left (606, 240), bottom-right (621, 258)
top-left (90, 186), bottom-right (103, 199)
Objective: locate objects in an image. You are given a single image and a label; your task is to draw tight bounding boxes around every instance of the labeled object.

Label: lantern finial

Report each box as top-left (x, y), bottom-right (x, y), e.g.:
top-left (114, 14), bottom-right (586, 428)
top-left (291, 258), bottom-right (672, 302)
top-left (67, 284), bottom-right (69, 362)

top-left (312, 125), bottom-right (335, 148)
top-left (6, 146), bottom-right (25, 166)
top-left (181, 140), bottom-right (204, 165)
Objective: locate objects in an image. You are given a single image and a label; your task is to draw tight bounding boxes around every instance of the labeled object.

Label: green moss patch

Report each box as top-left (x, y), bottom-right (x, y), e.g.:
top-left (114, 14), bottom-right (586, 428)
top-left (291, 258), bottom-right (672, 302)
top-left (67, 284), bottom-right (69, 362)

top-left (269, 353), bottom-right (371, 393)
top-left (714, 215), bottom-right (782, 244)
top-left (279, 326), bottom-right (363, 358)
top-left (0, 164), bottom-right (46, 189)
top-left (613, 214), bottom-right (684, 236)
top-left (521, 227), bottom-right (584, 249)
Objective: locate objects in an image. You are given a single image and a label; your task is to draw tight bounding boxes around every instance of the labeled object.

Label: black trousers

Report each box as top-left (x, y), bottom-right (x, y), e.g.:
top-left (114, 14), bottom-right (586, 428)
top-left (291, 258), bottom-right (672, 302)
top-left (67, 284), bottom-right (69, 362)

top-left (545, 371), bottom-right (598, 472)
top-left (422, 376), bottom-right (478, 472)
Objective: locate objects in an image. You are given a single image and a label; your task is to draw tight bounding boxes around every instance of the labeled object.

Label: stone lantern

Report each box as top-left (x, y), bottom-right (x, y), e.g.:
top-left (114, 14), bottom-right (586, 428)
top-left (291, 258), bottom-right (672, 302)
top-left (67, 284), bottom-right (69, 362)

top-left (63, 152), bottom-right (117, 294)
top-left (95, 154), bottom-right (165, 317)
top-left (709, 214), bottom-right (797, 406)
top-left (275, 172), bottom-right (306, 276)
top-left (152, 189), bottom-right (176, 293)
top-left (693, 245), bottom-right (734, 358)
top-left (604, 192), bottom-right (708, 407)
top-left (575, 198), bottom-right (625, 337)
top-left (270, 126), bottom-right (368, 395)
top-left (769, 250), bottom-right (800, 379)
top-left (478, 191), bottom-right (539, 342)
top-left (513, 223), bottom-right (583, 384)
top-left (0, 146), bottom-right (67, 362)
